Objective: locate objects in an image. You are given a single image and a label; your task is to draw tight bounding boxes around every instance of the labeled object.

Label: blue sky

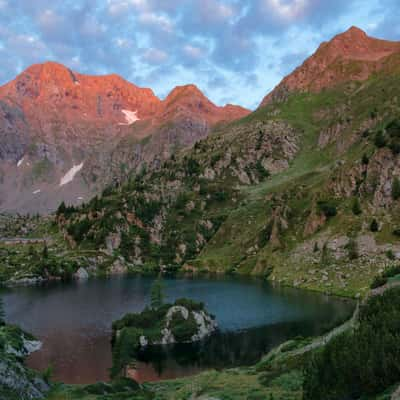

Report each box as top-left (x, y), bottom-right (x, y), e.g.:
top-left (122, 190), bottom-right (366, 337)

top-left (0, 0), bottom-right (399, 109)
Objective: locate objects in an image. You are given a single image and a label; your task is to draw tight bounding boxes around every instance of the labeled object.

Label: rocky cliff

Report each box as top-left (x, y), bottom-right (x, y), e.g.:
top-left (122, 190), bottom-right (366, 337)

top-left (0, 62), bottom-right (249, 213)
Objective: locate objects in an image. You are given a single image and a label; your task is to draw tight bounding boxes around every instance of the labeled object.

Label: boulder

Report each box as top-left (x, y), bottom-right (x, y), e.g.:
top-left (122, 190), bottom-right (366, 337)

top-left (74, 267), bottom-right (89, 280)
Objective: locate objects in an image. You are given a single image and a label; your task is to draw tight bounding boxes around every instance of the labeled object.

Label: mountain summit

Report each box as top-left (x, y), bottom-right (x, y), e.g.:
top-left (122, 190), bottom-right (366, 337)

top-left (0, 62), bottom-right (249, 213)
top-left (260, 26), bottom-right (400, 106)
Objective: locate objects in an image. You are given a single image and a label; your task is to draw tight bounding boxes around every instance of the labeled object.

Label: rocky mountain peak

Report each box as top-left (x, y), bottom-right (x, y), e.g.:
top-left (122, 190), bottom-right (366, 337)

top-left (260, 27), bottom-right (400, 107)
top-left (0, 62), bottom-right (249, 213)
top-left (164, 84), bottom-right (210, 104)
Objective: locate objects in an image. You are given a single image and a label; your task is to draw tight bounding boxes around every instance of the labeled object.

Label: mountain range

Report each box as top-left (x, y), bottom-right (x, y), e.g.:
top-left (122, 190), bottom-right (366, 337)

top-left (42, 26), bottom-right (400, 298)
top-left (1, 25), bottom-right (400, 231)
top-left (0, 62), bottom-right (249, 213)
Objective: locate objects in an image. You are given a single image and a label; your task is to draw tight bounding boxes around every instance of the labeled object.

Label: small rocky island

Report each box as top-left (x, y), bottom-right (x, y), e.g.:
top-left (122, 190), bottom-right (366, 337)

top-left (111, 280), bottom-right (218, 376)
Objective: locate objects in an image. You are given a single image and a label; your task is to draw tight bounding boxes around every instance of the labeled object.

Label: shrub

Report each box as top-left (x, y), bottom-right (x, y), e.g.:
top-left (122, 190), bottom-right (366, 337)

top-left (346, 238), bottom-right (359, 260)
top-left (370, 219), bottom-right (379, 232)
top-left (386, 250), bottom-right (396, 260)
top-left (213, 190), bottom-right (228, 202)
top-left (258, 221), bottom-right (274, 248)
top-left (111, 327), bottom-right (142, 377)
top-left (255, 160), bottom-right (270, 180)
top-left (386, 119), bottom-right (400, 138)
top-left (374, 130), bottom-right (386, 148)
top-left (185, 157), bottom-right (200, 176)
top-left (393, 228), bottom-right (400, 237)
top-left (67, 219), bottom-right (92, 242)
top-left (382, 265), bottom-right (400, 278)
top-left (392, 177), bottom-right (400, 200)
top-left (389, 141), bottom-right (400, 155)
top-left (170, 312), bottom-right (198, 342)
top-left (317, 200), bottom-right (338, 218)
top-left (370, 275), bottom-right (387, 289)
top-left (351, 198), bottom-right (362, 215)
top-left (361, 153), bottom-right (369, 165)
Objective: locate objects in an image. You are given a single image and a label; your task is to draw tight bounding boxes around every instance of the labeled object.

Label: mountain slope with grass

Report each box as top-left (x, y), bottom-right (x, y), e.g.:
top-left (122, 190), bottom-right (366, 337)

top-left (50, 27), bottom-right (400, 298)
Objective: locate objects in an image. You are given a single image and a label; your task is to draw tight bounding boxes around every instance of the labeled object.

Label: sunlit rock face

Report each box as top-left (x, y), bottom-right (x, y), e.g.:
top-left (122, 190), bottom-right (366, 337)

top-left (0, 62), bottom-right (249, 214)
top-left (260, 27), bottom-right (400, 106)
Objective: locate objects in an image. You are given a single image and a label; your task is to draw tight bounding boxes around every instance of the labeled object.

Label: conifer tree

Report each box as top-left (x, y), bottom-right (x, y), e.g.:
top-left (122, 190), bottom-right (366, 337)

top-left (150, 278), bottom-right (164, 310)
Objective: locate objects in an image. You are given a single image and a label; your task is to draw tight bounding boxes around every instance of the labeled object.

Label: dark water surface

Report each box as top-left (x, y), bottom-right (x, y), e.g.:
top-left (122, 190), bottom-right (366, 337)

top-left (1, 275), bottom-right (354, 384)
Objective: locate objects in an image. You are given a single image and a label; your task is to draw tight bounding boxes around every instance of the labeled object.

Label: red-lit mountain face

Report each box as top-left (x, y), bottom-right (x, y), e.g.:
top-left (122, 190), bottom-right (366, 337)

top-left (0, 62), bottom-right (249, 213)
top-left (260, 26), bottom-right (400, 106)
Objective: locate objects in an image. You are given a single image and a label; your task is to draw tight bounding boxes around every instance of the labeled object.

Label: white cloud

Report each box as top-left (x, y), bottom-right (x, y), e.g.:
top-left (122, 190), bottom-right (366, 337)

top-left (80, 16), bottom-right (107, 37)
top-left (143, 48), bottom-right (168, 63)
top-left (139, 12), bottom-right (174, 33)
top-left (107, 0), bottom-right (149, 16)
top-left (264, 0), bottom-right (309, 21)
top-left (184, 45), bottom-right (204, 59)
top-left (114, 37), bottom-right (134, 48)
top-left (37, 9), bottom-right (64, 32)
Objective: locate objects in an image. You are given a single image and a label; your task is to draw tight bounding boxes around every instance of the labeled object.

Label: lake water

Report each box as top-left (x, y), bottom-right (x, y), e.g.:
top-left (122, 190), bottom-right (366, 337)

top-left (1, 275), bottom-right (354, 384)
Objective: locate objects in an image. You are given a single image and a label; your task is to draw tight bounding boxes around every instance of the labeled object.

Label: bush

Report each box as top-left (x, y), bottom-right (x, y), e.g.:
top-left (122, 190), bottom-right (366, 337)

top-left (370, 266), bottom-right (400, 289)
top-left (382, 265), bottom-right (400, 278)
top-left (255, 160), bottom-right (270, 180)
top-left (370, 219), bottom-right (379, 232)
top-left (213, 191), bottom-right (228, 202)
top-left (185, 157), bottom-right (200, 176)
top-left (386, 250), bottom-right (396, 260)
top-left (317, 200), bottom-right (338, 218)
top-left (392, 177), bottom-right (400, 200)
top-left (386, 119), bottom-right (400, 138)
top-left (393, 228), bottom-right (400, 237)
top-left (351, 198), bottom-right (362, 215)
top-left (370, 275), bottom-right (387, 289)
top-left (175, 298), bottom-right (204, 311)
top-left (374, 130), bottom-right (386, 148)
top-left (361, 153), bottom-right (369, 165)
top-left (67, 219), bottom-right (92, 242)
top-left (346, 238), bottom-right (359, 260)
top-left (170, 312), bottom-right (199, 342)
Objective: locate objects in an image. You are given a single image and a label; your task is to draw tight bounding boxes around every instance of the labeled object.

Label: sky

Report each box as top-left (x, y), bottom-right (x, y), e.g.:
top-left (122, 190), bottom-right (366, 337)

top-left (0, 0), bottom-right (399, 109)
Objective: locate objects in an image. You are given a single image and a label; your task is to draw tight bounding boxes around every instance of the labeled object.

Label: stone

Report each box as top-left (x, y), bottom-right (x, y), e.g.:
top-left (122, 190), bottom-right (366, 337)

top-left (74, 267), bottom-right (89, 280)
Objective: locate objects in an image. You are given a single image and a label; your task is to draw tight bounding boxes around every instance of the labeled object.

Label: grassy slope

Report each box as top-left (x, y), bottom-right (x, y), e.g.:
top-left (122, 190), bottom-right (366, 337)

top-left (193, 71), bottom-right (400, 297)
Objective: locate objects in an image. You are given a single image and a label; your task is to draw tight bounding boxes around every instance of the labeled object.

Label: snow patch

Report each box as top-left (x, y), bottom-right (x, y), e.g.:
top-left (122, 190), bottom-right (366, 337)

top-left (119, 109), bottom-right (139, 125)
top-left (59, 162), bottom-right (84, 186)
top-left (33, 189), bottom-right (41, 195)
top-left (17, 157), bottom-right (24, 167)
top-left (77, 196), bottom-right (84, 200)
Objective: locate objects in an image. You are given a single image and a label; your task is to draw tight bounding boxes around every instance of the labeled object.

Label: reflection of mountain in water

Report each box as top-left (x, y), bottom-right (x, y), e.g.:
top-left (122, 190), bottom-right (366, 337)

top-left (4, 275), bottom-right (354, 384)
top-left (136, 315), bottom-right (350, 379)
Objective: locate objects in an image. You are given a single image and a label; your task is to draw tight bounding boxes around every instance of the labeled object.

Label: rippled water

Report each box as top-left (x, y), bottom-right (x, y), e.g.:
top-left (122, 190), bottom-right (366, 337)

top-left (2, 275), bottom-right (354, 384)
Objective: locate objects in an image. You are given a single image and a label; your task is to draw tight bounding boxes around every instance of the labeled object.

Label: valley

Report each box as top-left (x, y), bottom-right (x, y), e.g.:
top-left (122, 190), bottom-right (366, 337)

top-left (1, 26), bottom-right (400, 399)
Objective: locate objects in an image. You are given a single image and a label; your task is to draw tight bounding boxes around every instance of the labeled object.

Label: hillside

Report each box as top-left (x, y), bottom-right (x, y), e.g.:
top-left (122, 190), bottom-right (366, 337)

top-left (0, 62), bottom-right (249, 213)
top-left (40, 28), bottom-right (398, 298)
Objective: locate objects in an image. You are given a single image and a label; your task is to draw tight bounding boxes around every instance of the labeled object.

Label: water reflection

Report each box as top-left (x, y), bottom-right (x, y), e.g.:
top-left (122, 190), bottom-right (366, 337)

top-left (1, 275), bottom-right (354, 384)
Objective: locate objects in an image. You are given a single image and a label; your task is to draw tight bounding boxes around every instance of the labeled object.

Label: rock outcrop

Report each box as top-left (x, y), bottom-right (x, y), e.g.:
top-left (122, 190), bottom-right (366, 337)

top-left (143, 305), bottom-right (218, 346)
top-left (0, 326), bottom-right (49, 399)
